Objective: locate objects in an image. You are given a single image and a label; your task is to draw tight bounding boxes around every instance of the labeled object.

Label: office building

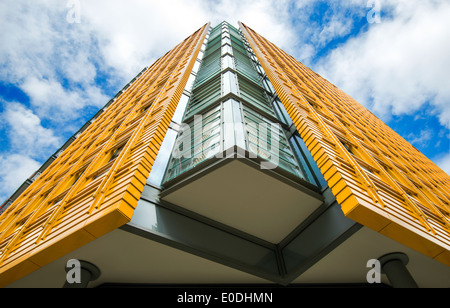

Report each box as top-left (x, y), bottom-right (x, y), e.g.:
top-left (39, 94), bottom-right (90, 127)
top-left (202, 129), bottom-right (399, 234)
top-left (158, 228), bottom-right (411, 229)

top-left (0, 22), bottom-right (449, 288)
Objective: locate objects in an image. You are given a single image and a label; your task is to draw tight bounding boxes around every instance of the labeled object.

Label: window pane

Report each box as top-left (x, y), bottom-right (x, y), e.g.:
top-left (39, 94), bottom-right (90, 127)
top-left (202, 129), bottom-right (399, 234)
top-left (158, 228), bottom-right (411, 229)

top-left (172, 94), bottom-right (190, 123)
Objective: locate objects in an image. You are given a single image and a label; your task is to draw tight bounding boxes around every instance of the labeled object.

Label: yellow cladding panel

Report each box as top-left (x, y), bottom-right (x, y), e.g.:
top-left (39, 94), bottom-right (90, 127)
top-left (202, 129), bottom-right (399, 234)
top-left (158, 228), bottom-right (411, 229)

top-left (0, 23), bottom-right (210, 287)
top-left (240, 22), bottom-right (450, 266)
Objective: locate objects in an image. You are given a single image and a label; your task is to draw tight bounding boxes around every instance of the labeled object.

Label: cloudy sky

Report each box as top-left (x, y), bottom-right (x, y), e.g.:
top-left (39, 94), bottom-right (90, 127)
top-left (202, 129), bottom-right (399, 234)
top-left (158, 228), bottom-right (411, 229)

top-left (0, 0), bottom-right (449, 203)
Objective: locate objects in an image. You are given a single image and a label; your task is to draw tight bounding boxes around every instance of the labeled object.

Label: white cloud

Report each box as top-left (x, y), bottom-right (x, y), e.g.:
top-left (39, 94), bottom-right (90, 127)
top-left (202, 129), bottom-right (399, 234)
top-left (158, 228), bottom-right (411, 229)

top-left (0, 0), bottom-right (299, 203)
top-left (314, 17), bottom-right (353, 46)
top-left (260, 0), bottom-right (369, 65)
top-left (21, 77), bottom-right (81, 110)
top-left (316, 0), bottom-right (450, 127)
top-left (0, 101), bottom-right (61, 202)
top-left (0, 154), bottom-right (41, 203)
top-left (0, 1), bottom-right (111, 111)
top-left (407, 129), bottom-right (433, 148)
top-left (1, 102), bottom-right (61, 158)
top-left (20, 77), bottom-right (109, 123)
top-left (1, 0), bottom-right (448, 203)
top-left (0, 0), bottom-right (298, 112)
top-left (212, 0), bottom-right (296, 49)
top-left (434, 153), bottom-right (450, 176)
top-left (78, 0), bottom-right (298, 78)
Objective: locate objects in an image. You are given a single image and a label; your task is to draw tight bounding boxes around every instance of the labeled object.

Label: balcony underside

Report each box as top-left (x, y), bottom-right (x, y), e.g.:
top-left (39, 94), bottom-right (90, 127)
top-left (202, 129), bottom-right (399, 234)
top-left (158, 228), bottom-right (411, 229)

top-left (160, 146), bottom-right (323, 244)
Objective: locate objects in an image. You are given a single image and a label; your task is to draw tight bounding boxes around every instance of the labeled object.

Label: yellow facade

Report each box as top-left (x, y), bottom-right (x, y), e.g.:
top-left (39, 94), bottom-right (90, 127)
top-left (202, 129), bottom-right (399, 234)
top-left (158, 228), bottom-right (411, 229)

top-left (240, 22), bottom-right (450, 266)
top-left (0, 23), bottom-right (209, 287)
top-left (1, 21), bottom-right (449, 287)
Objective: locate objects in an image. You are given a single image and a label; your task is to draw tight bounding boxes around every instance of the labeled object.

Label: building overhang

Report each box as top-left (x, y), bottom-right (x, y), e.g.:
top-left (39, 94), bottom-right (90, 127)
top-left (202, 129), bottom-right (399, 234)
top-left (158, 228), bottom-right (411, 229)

top-left (7, 217), bottom-right (450, 288)
top-left (160, 146), bottom-right (324, 244)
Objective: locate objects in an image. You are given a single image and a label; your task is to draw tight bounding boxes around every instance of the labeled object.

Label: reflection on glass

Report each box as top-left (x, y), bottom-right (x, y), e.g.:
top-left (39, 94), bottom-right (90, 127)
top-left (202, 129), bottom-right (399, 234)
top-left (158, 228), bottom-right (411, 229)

top-left (162, 22), bottom-right (320, 188)
top-left (185, 74), bottom-right (196, 92)
top-left (221, 54), bottom-right (235, 71)
top-left (222, 71), bottom-right (238, 96)
top-left (147, 129), bottom-right (178, 187)
top-left (172, 94), bottom-right (190, 124)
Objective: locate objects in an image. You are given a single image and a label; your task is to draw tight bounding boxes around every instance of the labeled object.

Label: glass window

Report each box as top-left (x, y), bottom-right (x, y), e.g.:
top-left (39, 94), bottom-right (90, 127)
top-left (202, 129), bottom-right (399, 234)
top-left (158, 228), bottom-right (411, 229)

top-left (255, 63), bottom-right (264, 76)
top-left (71, 169), bottom-right (85, 186)
top-left (147, 128), bottom-right (179, 187)
top-left (272, 97), bottom-right (293, 126)
top-left (222, 71), bottom-right (238, 96)
top-left (185, 73), bottom-right (196, 93)
top-left (223, 99), bottom-right (235, 149)
top-left (290, 134), bottom-right (327, 188)
top-left (263, 77), bottom-right (275, 94)
top-left (197, 50), bottom-right (204, 60)
top-left (172, 94), bottom-right (190, 124)
top-left (341, 141), bottom-right (353, 154)
top-left (109, 145), bottom-right (124, 162)
top-left (221, 54), bottom-right (235, 71)
top-left (222, 36), bottom-right (231, 46)
top-left (192, 60), bottom-right (201, 74)
top-left (221, 44), bottom-right (233, 56)
top-left (232, 100), bottom-right (246, 149)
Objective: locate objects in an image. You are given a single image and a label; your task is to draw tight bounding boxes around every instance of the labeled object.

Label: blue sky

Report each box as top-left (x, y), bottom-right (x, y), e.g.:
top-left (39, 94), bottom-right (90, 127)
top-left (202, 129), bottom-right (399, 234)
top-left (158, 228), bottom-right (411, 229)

top-left (0, 0), bottom-right (449, 203)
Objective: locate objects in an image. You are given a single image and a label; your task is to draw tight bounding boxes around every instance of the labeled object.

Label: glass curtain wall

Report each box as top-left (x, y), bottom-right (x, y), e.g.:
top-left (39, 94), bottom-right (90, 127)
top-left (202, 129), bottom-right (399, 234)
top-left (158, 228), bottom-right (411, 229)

top-left (163, 22), bottom-right (321, 187)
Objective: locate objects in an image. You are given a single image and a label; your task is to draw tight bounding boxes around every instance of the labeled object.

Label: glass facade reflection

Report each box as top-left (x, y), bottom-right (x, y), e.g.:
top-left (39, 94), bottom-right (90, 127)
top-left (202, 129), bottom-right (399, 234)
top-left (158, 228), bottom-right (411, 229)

top-left (163, 22), bottom-right (321, 186)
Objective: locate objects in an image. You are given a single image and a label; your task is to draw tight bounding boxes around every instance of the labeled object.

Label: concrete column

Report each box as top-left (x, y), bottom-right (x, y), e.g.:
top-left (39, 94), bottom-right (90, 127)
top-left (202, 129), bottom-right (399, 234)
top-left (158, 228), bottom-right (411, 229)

top-left (378, 252), bottom-right (418, 288)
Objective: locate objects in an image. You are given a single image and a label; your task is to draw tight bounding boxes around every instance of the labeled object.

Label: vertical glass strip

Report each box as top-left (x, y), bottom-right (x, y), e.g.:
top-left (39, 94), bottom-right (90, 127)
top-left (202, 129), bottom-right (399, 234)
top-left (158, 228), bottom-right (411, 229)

top-left (162, 22), bottom-right (321, 189)
top-left (222, 71), bottom-right (238, 96)
top-left (221, 54), bottom-right (235, 71)
top-left (232, 100), bottom-right (246, 150)
top-left (222, 36), bottom-right (231, 46)
top-left (221, 44), bottom-right (233, 56)
top-left (223, 99), bottom-right (235, 150)
top-left (147, 129), bottom-right (178, 187)
top-left (172, 93), bottom-right (190, 124)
